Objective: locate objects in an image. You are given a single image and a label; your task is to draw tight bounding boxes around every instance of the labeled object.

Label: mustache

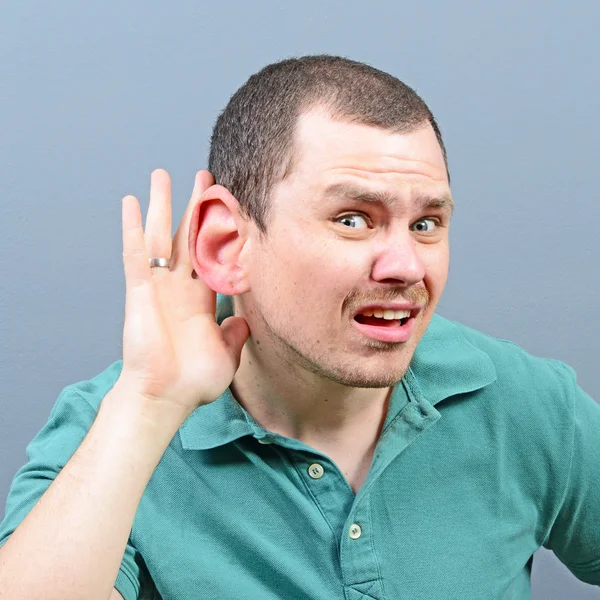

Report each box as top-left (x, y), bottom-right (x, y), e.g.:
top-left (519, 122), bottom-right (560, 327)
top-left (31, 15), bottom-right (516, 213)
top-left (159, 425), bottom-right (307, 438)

top-left (344, 286), bottom-right (430, 312)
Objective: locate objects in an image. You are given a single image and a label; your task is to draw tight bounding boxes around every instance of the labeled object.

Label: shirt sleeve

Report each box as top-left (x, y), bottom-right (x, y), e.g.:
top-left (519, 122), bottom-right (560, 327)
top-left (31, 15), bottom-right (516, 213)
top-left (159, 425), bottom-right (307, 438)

top-left (542, 365), bottom-right (600, 585)
top-left (0, 385), bottom-right (150, 600)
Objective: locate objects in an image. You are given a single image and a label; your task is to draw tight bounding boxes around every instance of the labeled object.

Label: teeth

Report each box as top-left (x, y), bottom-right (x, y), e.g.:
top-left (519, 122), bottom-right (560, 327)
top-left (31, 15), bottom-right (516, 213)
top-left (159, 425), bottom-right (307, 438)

top-left (360, 309), bottom-right (411, 320)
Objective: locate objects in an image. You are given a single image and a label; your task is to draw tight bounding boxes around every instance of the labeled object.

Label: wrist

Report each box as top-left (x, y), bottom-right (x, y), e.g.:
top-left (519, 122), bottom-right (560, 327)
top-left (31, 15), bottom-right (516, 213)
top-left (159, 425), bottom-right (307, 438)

top-left (100, 378), bottom-right (190, 445)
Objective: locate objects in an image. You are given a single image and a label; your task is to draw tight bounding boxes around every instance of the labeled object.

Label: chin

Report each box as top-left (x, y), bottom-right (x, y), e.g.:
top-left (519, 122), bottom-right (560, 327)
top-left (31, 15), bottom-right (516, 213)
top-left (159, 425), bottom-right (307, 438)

top-left (311, 360), bottom-right (411, 389)
top-left (337, 372), bottom-right (407, 389)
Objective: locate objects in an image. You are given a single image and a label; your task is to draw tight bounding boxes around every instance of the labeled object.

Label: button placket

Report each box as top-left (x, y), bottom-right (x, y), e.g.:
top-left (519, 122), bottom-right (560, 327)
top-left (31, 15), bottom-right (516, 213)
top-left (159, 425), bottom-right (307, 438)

top-left (339, 500), bottom-right (385, 598)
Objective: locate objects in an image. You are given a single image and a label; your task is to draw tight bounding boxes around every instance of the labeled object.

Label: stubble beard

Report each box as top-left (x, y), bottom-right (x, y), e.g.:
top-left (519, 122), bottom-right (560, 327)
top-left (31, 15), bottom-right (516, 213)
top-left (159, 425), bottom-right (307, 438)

top-left (257, 309), bottom-right (421, 389)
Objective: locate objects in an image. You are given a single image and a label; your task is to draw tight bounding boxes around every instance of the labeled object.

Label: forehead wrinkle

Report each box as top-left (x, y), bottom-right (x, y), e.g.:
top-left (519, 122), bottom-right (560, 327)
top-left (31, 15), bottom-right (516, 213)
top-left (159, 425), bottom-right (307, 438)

top-left (326, 159), bottom-right (447, 182)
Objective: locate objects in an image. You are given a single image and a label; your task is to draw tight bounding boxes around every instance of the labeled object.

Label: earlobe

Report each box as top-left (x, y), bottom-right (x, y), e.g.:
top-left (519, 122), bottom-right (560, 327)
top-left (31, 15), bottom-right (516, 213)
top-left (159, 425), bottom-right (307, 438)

top-left (188, 185), bottom-right (250, 295)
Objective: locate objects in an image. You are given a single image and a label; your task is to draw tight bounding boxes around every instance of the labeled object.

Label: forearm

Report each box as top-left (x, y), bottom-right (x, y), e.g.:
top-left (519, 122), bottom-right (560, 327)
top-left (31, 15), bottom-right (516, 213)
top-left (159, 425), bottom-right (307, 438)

top-left (0, 380), bottom-right (186, 600)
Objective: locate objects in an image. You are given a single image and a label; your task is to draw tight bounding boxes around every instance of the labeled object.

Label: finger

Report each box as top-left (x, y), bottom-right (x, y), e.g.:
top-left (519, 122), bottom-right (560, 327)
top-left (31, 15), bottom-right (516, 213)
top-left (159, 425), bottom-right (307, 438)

top-left (144, 169), bottom-right (173, 273)
top-left (171, 170), bottom-right (215, 272)
top-left (220, 316), bottom-right (250, 364)
top-left (122, 194), bottom-right (152, 291)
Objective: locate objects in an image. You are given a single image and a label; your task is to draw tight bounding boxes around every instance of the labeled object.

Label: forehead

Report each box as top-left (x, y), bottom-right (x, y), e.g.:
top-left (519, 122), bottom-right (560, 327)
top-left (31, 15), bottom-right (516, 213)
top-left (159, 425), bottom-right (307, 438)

top-left (290, 107), bottom-right (448, 185)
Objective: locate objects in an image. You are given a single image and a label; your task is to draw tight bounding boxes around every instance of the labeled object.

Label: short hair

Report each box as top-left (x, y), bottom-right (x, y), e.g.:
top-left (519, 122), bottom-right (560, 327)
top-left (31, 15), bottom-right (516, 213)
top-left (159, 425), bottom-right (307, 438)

top-left (208, 54), bottom-right (448, 234)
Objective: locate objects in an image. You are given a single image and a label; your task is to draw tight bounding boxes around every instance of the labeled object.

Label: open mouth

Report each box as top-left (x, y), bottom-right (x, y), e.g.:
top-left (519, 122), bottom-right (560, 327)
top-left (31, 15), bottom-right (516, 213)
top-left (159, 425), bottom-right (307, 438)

top-left (354, 314), bottom-right (410, 327)
top-left (354, 308), bottom-right (412, 327)
top-left (351, 307), bottom-right (418, 343)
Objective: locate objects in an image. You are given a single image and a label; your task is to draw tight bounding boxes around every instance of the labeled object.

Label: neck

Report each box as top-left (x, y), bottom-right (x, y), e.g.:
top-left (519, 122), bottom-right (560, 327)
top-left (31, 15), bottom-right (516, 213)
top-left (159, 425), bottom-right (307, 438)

top-left (230, 335), bottom-right (393, 448)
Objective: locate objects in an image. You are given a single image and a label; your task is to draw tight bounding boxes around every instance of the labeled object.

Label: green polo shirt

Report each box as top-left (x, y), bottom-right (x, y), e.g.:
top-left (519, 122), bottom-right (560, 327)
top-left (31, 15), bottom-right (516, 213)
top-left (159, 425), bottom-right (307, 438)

top-left (1, 296), bottom-right (599, 599)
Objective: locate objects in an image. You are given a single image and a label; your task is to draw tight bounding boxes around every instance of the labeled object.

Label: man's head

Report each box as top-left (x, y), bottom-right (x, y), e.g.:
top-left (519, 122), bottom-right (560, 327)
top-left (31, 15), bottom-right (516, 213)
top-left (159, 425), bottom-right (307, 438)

top-left (208, 55), bottom-right (449, 234)
top-left (192, 55), bottom-right (453, 388)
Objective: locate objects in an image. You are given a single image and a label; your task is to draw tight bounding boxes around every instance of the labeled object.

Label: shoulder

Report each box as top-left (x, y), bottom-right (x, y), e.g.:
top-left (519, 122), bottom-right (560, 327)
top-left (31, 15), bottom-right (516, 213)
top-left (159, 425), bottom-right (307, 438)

top-left (55, 360), bottom-right (124, 415)
top-left (446, 315), bottom-right (576, 394)
top-left (426, 313), bottom-right (578, 422)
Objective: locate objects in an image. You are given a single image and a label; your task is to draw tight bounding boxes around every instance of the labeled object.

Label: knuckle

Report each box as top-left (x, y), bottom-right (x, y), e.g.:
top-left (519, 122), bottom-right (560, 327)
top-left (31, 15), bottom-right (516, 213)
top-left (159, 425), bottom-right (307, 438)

top-left (123, 249), bottom-right (147, 258)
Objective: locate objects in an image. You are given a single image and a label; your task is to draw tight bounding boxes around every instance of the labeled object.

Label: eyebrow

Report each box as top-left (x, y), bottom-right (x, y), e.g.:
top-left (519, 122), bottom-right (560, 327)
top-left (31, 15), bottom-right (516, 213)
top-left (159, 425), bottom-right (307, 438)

top-left (323, 182), bottom-right (455, 216)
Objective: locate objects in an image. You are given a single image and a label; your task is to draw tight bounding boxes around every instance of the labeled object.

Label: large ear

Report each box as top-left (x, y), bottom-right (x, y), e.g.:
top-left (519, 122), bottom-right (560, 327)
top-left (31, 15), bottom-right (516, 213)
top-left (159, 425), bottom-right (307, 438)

top-left (188, 184), bottom-right (250, 295)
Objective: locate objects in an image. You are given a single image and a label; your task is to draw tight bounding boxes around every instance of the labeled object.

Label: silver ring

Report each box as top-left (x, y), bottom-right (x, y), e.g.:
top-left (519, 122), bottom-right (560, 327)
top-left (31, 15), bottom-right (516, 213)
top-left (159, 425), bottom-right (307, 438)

top-left (149, 257), bottom-right (170, 268)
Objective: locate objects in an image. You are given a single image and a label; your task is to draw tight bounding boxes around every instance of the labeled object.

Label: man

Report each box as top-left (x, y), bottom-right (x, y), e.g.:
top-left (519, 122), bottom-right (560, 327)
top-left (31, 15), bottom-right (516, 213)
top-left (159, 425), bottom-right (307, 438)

top-left (0, 55), bottom-right (598, 599)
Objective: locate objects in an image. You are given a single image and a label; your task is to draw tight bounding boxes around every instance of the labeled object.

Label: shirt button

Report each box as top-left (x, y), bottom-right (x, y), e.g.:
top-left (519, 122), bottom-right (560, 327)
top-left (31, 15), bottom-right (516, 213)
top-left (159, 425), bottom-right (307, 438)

top-left (257, 438), bottom-right (273, 444)
top-left (308, 463), bottom-right (324, 479)
top-left (349, 524), bottom-right (362, 539)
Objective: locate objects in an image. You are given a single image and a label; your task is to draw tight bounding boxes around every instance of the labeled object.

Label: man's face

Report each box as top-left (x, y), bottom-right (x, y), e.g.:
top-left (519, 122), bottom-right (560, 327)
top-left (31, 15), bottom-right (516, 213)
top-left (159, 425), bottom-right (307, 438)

top-left (240, 108), bottom-right (452, 388)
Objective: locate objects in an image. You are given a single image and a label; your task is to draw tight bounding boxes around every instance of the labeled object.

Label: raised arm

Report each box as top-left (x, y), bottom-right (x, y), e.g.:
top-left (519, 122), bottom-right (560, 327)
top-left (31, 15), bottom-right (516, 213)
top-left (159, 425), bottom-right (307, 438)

top-left (0, 170), bottom-right (249, 599)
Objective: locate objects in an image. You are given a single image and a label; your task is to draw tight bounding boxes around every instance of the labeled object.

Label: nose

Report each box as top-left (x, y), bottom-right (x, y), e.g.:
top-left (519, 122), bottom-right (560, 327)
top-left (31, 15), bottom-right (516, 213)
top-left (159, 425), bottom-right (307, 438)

top-left (370, 229), bottom-right (426, 286)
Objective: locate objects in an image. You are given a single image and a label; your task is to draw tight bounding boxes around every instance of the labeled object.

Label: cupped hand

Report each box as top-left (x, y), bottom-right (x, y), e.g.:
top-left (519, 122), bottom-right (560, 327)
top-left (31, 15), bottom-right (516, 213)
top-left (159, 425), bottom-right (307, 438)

top-left (119, 169), bottom-right (249, 418)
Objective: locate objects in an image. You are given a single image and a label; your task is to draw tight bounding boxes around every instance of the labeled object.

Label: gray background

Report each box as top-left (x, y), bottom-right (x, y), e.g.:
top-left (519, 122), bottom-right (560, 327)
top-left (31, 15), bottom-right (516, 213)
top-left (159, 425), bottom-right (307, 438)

top-left (1, 1), bottom-right (598, 598)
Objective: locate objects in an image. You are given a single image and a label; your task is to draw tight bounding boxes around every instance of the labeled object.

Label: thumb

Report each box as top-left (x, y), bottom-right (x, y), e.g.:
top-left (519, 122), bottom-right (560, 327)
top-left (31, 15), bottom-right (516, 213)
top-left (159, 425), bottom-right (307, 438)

top-left (220, 316), bottom-right (251, 362)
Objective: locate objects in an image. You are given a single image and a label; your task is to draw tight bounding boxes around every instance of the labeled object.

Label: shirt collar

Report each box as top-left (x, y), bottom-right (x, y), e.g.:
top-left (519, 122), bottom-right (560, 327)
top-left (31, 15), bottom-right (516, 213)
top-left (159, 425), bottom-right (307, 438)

top-left (408, 311), bottom-right (497, 406)
top-left (179, 295), bottom-right (497, 450)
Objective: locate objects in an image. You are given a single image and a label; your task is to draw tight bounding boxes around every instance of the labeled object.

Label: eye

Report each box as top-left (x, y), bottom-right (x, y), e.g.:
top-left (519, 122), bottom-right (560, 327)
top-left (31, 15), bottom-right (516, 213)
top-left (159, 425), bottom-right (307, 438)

top-left (336, 214), bottom-right (370, 229)
top-left (411, 218), bottom-right (439, 233)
